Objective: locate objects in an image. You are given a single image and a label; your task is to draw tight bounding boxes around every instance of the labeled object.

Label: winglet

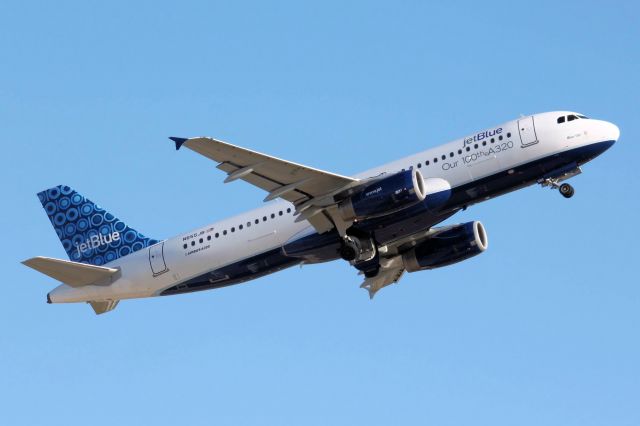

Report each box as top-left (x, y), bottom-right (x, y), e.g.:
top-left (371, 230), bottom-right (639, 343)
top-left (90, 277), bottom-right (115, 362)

top-left (169, 137), bottom-right (189, 150)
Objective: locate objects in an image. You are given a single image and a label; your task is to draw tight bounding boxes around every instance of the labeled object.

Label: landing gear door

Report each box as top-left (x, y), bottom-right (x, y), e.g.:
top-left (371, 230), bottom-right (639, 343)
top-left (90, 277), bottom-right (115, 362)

top-left (518, 116), bottom-right (538, 147)
top-left (149, 242), bottom-right (168, 276)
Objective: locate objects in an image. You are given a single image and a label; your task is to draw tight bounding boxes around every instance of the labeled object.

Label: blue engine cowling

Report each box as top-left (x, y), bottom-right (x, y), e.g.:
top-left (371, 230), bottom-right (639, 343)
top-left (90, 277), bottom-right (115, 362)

top-left (339, 169), bottom-right (441, 221)
top-left (402, 221), bottom-right (488, 271)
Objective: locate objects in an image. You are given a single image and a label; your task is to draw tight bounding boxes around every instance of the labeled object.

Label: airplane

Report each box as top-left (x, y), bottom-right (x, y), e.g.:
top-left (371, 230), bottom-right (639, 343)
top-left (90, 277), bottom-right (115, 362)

top-left (22, 111), bottom-right (619, 314)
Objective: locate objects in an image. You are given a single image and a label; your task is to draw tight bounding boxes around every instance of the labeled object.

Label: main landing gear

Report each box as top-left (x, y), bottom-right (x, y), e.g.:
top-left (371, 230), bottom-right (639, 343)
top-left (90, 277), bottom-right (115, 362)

top-left (339, 231), bottom-right (380, 277)
top-left (340, 234), bottom-right (376, 263)
top-left (540, 178), bottom-right (575, 199)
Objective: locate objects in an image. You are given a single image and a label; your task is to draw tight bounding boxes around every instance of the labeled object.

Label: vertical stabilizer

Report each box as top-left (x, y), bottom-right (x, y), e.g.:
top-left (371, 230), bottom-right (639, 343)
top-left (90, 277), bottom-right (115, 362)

top-left (37, 185), bottom-right (158, 266)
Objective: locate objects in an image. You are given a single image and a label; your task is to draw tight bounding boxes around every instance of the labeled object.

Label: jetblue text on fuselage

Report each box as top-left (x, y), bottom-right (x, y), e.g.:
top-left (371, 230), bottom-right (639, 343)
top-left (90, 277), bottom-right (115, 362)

top-left (463, 127), bottom-right (503, 148)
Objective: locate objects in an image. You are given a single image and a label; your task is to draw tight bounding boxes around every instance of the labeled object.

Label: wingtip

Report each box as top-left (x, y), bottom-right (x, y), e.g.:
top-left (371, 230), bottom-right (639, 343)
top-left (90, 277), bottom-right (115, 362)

top-left (169, 137), bottom-right (189, 150)
top-left (21, 257), bottom-right (37, 267)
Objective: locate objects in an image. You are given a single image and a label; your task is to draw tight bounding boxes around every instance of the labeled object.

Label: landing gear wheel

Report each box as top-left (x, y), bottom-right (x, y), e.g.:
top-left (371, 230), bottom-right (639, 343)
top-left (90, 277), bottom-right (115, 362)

top-left (559, 183), bottom-right (574, 199)
top-left (339, 245), bottom-right (357, 261)
top-left (340, 233), bottom-right (377, 263)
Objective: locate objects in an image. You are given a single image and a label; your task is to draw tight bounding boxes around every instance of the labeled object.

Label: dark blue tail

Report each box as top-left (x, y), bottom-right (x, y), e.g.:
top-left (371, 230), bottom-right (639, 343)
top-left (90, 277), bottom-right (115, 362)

top-left (37, 185), bottom-right (158, 266)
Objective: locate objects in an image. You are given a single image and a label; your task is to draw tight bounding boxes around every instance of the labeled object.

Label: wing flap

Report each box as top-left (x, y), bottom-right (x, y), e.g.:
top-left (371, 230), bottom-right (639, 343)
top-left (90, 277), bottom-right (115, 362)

top-left (359, 256), bottom-right (405, 299)
top-left (216, 161), bottom-right (309, 204)
top-left (22, 257), bottom-right (120, 287)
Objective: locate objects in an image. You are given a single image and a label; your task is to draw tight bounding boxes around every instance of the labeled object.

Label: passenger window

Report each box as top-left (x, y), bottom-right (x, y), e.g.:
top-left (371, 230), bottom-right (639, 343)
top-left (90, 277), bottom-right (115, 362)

top-left (255, 219), bottom-right (259, 224)
top-left (199, 238), bottom-right (203, 243)
top-left (263, 216), bottom-right (267, 222)
top-left (499, 135), bottom-right (503, 140)
top-left (458, 149), bottom-right (462, 154)
top-left (271, 213), bottom-right (275, 219)
top-left (507, 132), bottom-right (511, 138)
top-left (474, 144), bottom-right (478, 149)
top-left (239, 224), bottom-right (243, 230)
top-left (449, 152), bottom-right (454, 157)
top-left (207, 235), bottom-right (211, 241)
top-left (215, 233), bottom-right (219, 238)
top-left (426, 160), bottom-right (430, 166)
top-left (557, 116), bottom-right (565, 123)
top-left (183, 244), bottom-right (187, 249)
top-left (466, 147), bottom-right (470, 152)
top-left (287, 208), bottom-right (291, 213)
top-left (434, 158), bottom-right (438, 163)
top-left (417, 163), bottom-right (422, 168)
top-left (223, 230), bottom-right (227, 235)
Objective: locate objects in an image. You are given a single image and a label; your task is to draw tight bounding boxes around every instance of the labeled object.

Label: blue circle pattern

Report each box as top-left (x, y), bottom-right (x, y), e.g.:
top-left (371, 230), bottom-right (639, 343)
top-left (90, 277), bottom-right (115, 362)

top-left (38, 185), bottom-right (158, 266)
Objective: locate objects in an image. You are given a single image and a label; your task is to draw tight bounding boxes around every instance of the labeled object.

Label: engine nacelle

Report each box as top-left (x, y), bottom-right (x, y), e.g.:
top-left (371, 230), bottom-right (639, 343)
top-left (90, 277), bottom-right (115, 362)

top-left (339, 169), bottom-right (448, 221)
top-left (402, 221), bottom-right (488, 272)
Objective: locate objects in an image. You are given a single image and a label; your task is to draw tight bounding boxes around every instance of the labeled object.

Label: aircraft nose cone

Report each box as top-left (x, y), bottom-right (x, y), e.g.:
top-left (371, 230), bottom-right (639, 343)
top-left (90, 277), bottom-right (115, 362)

top-left (606, 121), bottom-right (620, 142)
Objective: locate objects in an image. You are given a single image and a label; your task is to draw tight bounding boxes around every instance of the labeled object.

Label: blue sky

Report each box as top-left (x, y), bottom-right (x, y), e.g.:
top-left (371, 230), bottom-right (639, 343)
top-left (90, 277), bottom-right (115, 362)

top-left (1, 1), bottom-right (639, 425)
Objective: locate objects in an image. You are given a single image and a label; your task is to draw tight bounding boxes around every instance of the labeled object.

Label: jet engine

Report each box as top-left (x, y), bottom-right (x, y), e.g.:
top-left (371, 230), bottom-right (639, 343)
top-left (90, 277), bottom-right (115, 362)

top-left (338, 169), bottom-right (451, 221)
top-left (402, 221), bottom-right (488, 271)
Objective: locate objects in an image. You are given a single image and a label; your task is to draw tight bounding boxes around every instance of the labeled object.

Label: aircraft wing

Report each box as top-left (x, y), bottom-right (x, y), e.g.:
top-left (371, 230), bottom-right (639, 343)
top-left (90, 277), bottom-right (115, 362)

top-left (172, 136), bottom-right (359, 233)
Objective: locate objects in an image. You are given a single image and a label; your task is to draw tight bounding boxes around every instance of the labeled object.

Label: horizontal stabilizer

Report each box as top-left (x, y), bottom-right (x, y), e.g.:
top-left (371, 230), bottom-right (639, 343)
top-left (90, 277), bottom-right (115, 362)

top-left (22, 256), bottom-right (120, 287)
top-left (89, 300), bottom-right (119, 315)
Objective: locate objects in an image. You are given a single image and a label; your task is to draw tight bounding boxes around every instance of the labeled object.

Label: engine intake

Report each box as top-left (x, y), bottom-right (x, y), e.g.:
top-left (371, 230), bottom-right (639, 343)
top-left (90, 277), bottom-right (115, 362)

top-left (402, 221), bottom-right (488, 272)
top-left (339, 169), bottom-right (427, 221)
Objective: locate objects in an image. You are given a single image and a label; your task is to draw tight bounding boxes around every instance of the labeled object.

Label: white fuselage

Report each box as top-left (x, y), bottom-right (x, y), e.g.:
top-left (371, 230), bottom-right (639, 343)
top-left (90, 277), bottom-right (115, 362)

top-left (48, 111), bottom-right (619, 304)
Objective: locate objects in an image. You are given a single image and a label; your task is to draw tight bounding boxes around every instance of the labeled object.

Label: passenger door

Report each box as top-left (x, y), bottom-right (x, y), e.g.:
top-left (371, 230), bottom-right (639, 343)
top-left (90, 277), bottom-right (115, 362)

top-left (149, 242), bottom-right (168, 276)
top-left (518, 116), bottom-right (538, 147)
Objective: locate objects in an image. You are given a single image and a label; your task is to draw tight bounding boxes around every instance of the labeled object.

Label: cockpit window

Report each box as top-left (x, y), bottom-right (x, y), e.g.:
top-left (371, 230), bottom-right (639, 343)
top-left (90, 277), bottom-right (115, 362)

top-left (558, 114), bottom-right (588, 124)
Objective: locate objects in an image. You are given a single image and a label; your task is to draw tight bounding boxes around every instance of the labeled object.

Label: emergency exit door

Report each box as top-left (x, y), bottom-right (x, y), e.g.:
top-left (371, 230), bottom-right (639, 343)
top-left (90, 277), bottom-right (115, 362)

top-left (149, 242), bottom-right (168, 276)
top-left (518, 116), bottom-right (538, 147)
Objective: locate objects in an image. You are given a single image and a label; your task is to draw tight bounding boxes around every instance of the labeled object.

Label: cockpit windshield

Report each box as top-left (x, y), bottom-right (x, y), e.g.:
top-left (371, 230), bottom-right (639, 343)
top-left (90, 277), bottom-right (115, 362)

top-left (557, 114), bottom-right (589, 124)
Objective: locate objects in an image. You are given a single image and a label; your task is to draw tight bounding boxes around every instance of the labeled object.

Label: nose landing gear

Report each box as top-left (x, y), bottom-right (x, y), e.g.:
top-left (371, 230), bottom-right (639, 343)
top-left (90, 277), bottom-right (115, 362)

top-left (539, 165), bottom-right (581, 199)
top-left (540, 178), bottom-right (575, 199)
